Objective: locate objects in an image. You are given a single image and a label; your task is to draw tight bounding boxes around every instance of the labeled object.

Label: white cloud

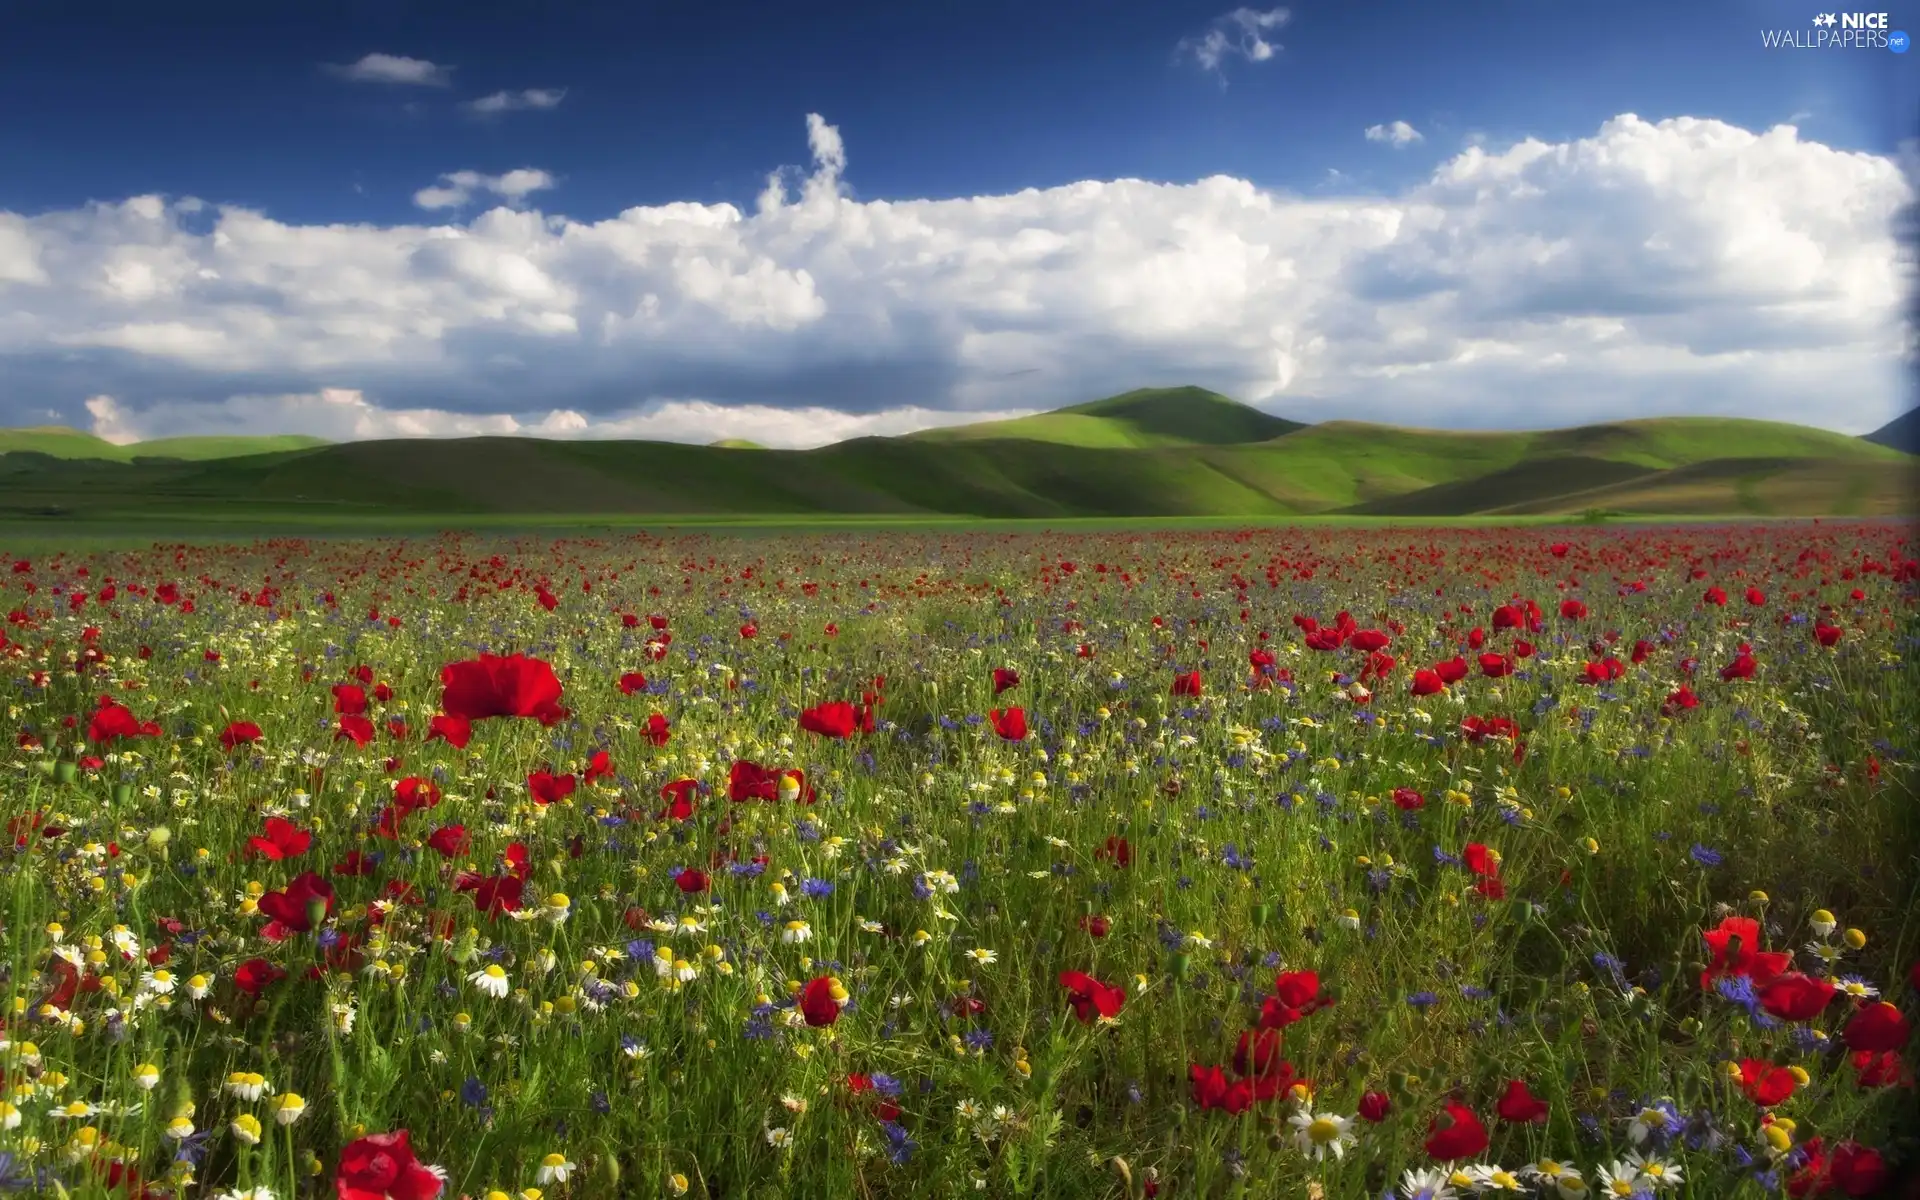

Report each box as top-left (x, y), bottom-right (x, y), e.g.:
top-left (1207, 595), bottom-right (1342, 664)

top-left (1177, 8), bottom-right (1290, 72)
top-left (466, 88), bottom-right (567, 115)
top-left (84, 389), bottom-right (1035, 449)
top-left (412, 168), bottom-right (557, 210)
top-left (1365, 121), bottom-right (1424, 149)
top-left (328, 53), bottom-right (454, 87)
top-left (1, 111), bottom-right (1912, 442)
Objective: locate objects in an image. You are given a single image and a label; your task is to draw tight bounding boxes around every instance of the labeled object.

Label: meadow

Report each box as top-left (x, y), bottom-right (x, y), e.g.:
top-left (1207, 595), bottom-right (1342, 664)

top-left (0, 522), bottom-right (1915, 1200)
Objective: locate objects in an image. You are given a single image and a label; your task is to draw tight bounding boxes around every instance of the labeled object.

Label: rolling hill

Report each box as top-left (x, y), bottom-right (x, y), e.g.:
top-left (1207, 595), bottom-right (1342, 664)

top-left (0, 426), bottom-right (329, 461)
top-left (1865, 406), bottom-right (1920, 454)
top-left (907, 386), bottom-right (1304, 448)
top-left (0, 390), bottom-right (1912, 522)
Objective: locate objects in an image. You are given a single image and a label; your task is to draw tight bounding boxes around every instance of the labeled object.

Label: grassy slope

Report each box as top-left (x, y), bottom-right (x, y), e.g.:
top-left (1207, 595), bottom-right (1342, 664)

top-left (0, 426), bottom-right (328, 461)
top-left (909, 386), bottom-right (1304, 448)
top-left (0, 405), bottom-right (1910, 519)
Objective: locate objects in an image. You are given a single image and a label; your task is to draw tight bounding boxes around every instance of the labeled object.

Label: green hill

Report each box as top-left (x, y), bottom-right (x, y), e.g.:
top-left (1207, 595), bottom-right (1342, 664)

top-left (0, 426), bottom-right (329, 461)
top-left (908, 386), bottom-right (1304, 448)
top-left (0, 393), bottom-right (1911, 521)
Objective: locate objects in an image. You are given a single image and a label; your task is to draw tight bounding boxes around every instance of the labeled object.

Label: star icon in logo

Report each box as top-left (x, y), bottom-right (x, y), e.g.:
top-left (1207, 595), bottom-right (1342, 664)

top-left (1813, 12), bottom-right (1838, 25)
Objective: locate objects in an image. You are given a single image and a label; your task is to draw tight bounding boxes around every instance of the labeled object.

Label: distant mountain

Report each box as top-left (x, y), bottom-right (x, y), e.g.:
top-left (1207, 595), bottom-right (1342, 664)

top-left (0, 426), bottom-right (330, 461)
top-left (906, 386), bottom-right (1303, 448)
top-left (1864, 407), bottom-right (1920, 454)
top-left (0, 391), bottom-right (1912, 520)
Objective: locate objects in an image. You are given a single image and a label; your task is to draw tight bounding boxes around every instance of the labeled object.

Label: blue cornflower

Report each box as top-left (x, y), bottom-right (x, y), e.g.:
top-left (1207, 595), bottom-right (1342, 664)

top-left (1689, 844), bottom-right (1724, 868)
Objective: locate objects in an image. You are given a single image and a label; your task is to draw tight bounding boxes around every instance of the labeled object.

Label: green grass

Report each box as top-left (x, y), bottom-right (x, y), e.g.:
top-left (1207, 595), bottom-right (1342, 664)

top-left (0, 525), bottom-right (1913, 1199)
top-left (0, 426), bottom-right (329, 461)
top-left (2, 393), bottom-right (1912, 522)
top-left (907, 386), bottom-right (1304, 448)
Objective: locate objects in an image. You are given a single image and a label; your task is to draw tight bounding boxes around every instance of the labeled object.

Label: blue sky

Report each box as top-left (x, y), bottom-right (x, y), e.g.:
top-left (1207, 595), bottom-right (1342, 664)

top-left (0, 0), bottom-right (1913, 444)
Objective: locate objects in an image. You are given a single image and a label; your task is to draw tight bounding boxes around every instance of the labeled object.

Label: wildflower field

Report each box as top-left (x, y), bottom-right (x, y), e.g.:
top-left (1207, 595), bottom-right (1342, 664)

top-left (1, 522), bottom-right (1916, 1200)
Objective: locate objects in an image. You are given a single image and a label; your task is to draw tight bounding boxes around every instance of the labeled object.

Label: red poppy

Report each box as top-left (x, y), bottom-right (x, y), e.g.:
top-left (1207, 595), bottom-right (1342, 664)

top-left (1188, 1064), bottom-right (1253, 1114)
top-left (439, 653), bottom-right (567, 726)
top-left (1849, 1049), bottom-right (1906, 1088)
top-left (1423, 1101), bottom-right (1489, 1160)
top-left (331, 684), bottom-right (368, 715)
top-left (1758, 973), bottom-right (1837, 1022)
top-left (393, 776), bottom-right (441, 813)
top-left (799, 976), bottom-right (841, 1026)
top-left (1559, 599), bottom-right (1587, 620)
top-left (1410, 669), bottom-right (1446, 697)
top-left (1357, 1091), bottom-right (1392, 1122)
top-left (675, 867), bottom-right (710, 894)
top-left (658, 779), bottom-right (699, 820)
top-left (992, 667), bottom-right (1020, 694)
top-left (1433, 656), bottom-right (1469, 685)
top-left (1700, 916), bottom-right (1790, 989)
top-left (1232, 1028), bottom-right (1287, 1078)
top-left (636, 711), bottom-right (669, 746)
top-left (989, 707), bottom-right (1027, 741)
top-left (1478, 653), bottom-right (1511, 678)
top-left (233, 957), bottom-right (286, 996)
top-left (1720, 650), bottom-right (1758, 682)
top-left (1842, 1002), bottom-right (1911, 1053)
top-left (1170, 670), bottom-right (1203, 696)
top-left (1350, 629), bottom-right (1390, 653)
top-left (1495, 1079), bottom-right (1549, 1123)
top-left (800, 701), bottom-right (859, 739)
top-left (1814, 623), bottom-right (1843, 647)
top-left (247, 816), bottom-right (312, 861)
top-left (1078, 913), bottom-right (1111, 938)
top-left (335, 716), bottom-right (374, 746)
top-left (220, 720), bottom-right (263, 750)
top-left (335, 1130), bottom-right (445, 1200)
top-left (1737, 1059), bottom-right (1796, 1107)
top-left (1391, 787), bottom-right (1426, 811)
top-left (1827, 1143), bottom-right (1889, 1197)
top-left (1095, 835), bottom-right (1132, 868)
top-left (258, 871), bottom-right (335, 939)
top-left (1661, 685), bottom-right (1700, 717)
top-left (1704, 586), bottom-right (1728, 606)
top-left (573, 749), bottom-right (612, 784)
top-left (1059, 970), bottom-right (1126, 1023)
top-left (618, 671), bottom-right (649, 694)
top-left (427, 825), bottom-right (471, 857)
top-left (426, 714), bottom-right (472, 749)
top-left (527, 770), bottom-right (577, 806)
top-left (87, 696), bottom-right (161, 744)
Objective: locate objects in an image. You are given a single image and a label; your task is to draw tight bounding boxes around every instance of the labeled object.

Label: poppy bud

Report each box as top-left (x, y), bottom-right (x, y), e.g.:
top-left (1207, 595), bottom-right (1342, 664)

top-left (305, 897), bottom-right (328, 930)
top-left (595, 1152), bottom-right (620, 1189)
top-left (1170, 953), bottom-right (1191, 978)
top-left (1250, 904), bottom-right (1270, 928)
top-left (112, 784), bottom-right (132, 805)
top-left (55, 761), bottom-right (76, 784)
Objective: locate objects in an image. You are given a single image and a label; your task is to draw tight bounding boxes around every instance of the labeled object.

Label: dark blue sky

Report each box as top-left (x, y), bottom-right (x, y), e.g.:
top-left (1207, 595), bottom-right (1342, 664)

top-left (1, 0), bottom-right (1909, 223)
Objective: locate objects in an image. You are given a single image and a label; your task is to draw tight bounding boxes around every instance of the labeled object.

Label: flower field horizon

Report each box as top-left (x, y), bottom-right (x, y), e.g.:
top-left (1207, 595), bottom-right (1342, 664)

top-left (1, 522), bottom-right (1916, 1200)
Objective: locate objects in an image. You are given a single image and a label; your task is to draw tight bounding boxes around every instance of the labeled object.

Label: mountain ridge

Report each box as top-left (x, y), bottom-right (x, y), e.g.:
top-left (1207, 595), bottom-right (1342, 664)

top-left (0, 388), bottom-right (1912, 519)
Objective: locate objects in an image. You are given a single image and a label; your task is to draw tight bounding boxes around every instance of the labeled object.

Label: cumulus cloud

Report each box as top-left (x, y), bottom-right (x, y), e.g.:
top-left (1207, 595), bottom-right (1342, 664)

top-left (328, 53), bottom-right (454, 87)
top-left (1365, 121), bottom-right (1423, 149)
top-left (413, 169), bottom-right (557, 211)
top-left (1177, 8), bottom-right (1290, 72)
top-left (0, 111), bottom-right (1911, 443)
top-left (465, 88), bottom-right (567, 115)
top-left (84, 390), bottom-right (1035, 449)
